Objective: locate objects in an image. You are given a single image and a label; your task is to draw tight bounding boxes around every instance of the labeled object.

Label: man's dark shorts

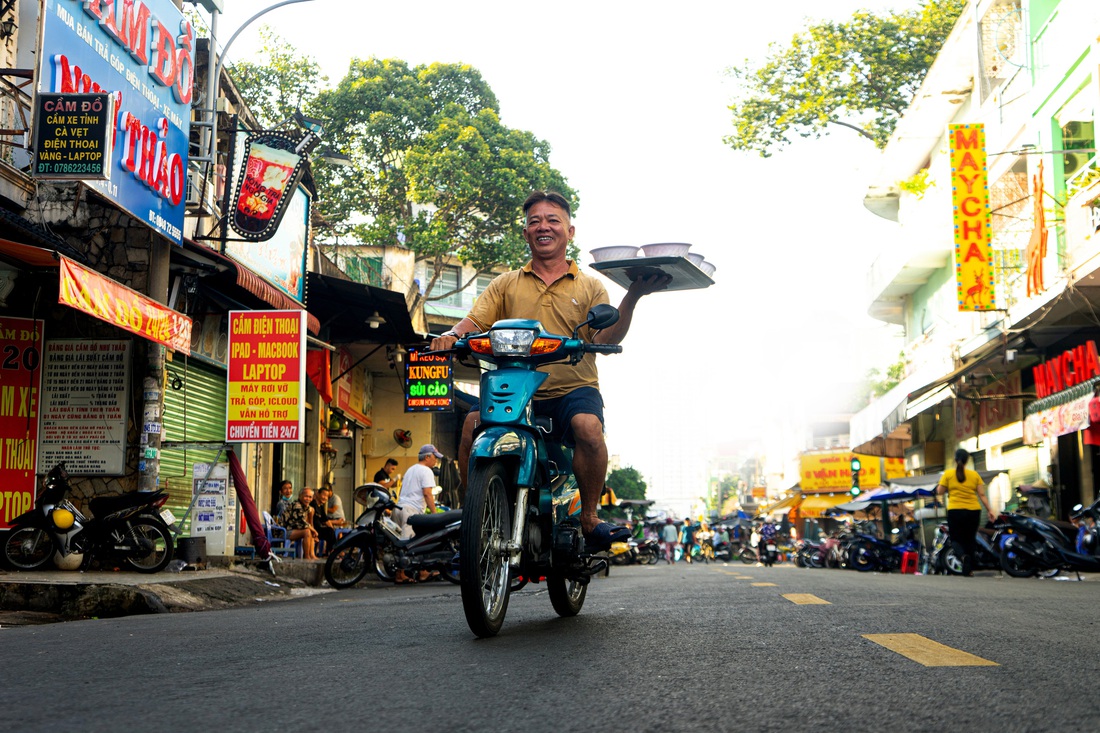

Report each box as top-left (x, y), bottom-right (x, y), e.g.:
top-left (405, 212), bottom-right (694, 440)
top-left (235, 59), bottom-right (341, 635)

top-left (533, 386), bottom-right (604, 447)
top-left (468, 386), bottom-right (604, 448)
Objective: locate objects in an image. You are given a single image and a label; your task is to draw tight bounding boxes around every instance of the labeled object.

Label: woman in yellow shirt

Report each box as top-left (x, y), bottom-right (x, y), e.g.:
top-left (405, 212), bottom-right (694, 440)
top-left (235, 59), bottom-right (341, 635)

top-left (936, 448), bottom-right (995, 576)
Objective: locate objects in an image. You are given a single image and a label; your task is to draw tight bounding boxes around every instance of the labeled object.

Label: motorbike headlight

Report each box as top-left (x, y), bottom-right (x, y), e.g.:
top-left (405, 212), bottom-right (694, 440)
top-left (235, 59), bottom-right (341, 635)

top-left (470, 329), bottom-right (562, 357)
top-left (489, 329), bottom-right (536, 356)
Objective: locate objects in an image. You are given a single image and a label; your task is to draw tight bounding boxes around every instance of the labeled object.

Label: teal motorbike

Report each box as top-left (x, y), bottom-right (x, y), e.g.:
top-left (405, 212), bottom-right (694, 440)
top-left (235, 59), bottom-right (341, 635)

top-left (441, 304), bottom-right (622, 638)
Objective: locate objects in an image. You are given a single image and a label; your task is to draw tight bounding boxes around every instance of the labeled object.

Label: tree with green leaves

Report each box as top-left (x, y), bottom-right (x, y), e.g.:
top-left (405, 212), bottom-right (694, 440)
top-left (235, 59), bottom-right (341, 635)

top-left (606, 466), bottom-right (647, 502)
top-left (725, 0), bottom-right (966, 156)
top-left (604, 466), bottom-right (648, 522)
top-left (232, 37), bottom-right (577, 308)
top-left (229, 26), bottom-right (327, 129)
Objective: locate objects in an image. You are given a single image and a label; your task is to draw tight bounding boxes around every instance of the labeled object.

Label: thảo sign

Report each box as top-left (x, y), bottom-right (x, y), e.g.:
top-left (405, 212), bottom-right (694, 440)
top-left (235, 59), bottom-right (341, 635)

top-left (38, 0), bottom-right (194, 243)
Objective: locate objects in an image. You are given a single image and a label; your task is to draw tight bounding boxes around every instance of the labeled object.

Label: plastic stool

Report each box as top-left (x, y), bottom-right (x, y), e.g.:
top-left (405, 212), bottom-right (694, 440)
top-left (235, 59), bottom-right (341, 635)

top-left (900, 551), bottom-right (918, 574)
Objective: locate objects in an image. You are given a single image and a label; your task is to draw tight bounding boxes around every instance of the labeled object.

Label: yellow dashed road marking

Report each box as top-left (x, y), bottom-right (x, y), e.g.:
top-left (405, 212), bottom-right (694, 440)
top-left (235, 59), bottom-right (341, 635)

top-left (751, 582), bottom-right (777, 587)
top-left (863, 633), bottom-right (998, 667)
top-left (783, 593), bottom-right (830, 605)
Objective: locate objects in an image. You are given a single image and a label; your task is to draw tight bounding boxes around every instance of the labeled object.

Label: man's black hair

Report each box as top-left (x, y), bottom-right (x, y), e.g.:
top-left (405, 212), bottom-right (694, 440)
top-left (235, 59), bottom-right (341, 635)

top-left (523, 190), bottom-right (572, 218)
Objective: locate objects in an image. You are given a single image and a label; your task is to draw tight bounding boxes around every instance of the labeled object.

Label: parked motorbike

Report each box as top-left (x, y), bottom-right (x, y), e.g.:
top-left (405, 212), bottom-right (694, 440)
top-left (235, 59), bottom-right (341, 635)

top-left (796, 539), bottom-right (826, 568)
top-left (441, 304), bottom-right (623, 637)
top-left (739, 543), bottom-right (757, 564)
top-left (996, 499), bottom-right (1100, 579)
top-left (2, 463), bottom-right (175, 573)
top-left (929, 522), bottom-right (1001, 575)
top-left (323, 483), bottom-right (462, 589)
top-left (712, 540), bottom-right (733, 562)
top-left (610, 537), bottom-right (661, 566)
top-left (848, 529), bottom-right (919, 573)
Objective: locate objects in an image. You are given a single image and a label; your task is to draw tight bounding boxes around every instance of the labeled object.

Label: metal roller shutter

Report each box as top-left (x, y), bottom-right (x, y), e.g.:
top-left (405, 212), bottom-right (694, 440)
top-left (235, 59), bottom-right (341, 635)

top-left (1002, 443), bottom-right (1040, 490)
top-left (161, 359), bottom-right (227, 535)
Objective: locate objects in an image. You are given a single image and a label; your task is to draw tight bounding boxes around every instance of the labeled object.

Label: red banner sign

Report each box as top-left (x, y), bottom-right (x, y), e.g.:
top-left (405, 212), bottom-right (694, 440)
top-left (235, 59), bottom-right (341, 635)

top-left (58, 256), bottom-right (191, 354)
top-left (0, 317), bottom-right (43, 529)
top-left (226, 311), bottom-right (306, 442)
top-left (1033, 341), bottom-right (1100, 399)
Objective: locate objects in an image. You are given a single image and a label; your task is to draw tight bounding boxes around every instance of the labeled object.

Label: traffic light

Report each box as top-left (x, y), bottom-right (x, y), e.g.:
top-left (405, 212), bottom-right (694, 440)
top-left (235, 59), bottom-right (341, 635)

top-left (850, 456), bottom-right (862, 497)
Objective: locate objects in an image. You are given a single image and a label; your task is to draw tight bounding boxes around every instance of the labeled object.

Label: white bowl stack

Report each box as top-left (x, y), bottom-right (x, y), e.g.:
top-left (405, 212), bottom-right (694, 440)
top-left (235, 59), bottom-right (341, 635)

top-left (589, 243), bottom-right (715, 278)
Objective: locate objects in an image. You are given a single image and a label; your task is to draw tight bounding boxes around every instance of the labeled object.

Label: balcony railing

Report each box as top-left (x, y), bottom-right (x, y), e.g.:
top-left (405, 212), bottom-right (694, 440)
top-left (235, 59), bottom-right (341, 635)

top-left (0, 68), bottom-right (35, 205)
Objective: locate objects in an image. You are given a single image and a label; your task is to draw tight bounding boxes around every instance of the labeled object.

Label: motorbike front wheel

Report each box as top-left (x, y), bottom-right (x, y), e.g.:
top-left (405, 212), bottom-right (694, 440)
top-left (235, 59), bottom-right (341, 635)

top-left (1000, 544), bottom-right (1039, 578)
top-left (122, 518), bottom-right (173, 573)
top-left (849, 541), bottom-right (877, 572)
top-left (325, 542), bottom-right (371, 589)
top-left (460, 461), bottom-right (513, 638)
top-left (547, 571), bottom-right (587, 617)
top-left (3, 527), bottom-right (55, 570)
top-left (739, 547), bottom-right (756, 564)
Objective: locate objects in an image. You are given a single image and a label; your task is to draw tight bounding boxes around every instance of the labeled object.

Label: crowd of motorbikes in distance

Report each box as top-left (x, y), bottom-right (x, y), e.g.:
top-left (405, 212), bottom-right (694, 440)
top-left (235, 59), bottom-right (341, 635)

top-left (607, 490), bottom-right (1100, 581)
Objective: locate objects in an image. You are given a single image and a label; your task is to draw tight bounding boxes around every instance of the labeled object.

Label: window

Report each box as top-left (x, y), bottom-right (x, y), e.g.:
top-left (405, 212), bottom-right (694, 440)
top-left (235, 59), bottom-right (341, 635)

top-left (345, 256), bottom-right (384, 287)
top-left (426, 263), bottom-right (462, 306)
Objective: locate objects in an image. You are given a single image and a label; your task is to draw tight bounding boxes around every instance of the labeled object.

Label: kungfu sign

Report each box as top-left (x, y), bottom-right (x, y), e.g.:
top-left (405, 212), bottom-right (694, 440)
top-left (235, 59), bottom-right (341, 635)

top-left (405, 350), bottom-right (453, 412)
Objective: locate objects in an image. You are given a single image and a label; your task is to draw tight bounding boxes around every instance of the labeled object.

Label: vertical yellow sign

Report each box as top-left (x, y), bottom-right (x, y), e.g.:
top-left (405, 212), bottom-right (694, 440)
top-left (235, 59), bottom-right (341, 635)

top-left (949, 124), bottom-right (995, 311)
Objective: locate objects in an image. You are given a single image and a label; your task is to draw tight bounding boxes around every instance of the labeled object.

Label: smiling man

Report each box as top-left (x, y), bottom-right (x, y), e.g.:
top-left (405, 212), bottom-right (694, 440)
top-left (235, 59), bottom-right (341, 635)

top-left (430, 190), bottom-right (667, 551)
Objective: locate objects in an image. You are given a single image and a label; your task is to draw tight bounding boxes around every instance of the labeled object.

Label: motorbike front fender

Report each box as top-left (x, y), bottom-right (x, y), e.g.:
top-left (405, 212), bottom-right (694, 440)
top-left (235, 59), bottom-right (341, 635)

top-left (331, 527), bottom-right (373, 554)
top-left (469, 426), bottom-right (540, 487)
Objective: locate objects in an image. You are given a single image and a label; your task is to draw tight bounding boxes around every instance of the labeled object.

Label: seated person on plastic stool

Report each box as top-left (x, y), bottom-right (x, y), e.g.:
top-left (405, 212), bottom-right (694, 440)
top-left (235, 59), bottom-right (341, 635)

top-left (311, 487), bottom-right (339, 554)
top-left (278, 488), bottom-right (319, 560)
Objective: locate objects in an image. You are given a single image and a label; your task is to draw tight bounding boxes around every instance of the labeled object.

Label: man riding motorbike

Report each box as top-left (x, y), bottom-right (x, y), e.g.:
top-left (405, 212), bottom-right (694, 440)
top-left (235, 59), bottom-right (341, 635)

top-left (429, 190), bottom-right (668, 552)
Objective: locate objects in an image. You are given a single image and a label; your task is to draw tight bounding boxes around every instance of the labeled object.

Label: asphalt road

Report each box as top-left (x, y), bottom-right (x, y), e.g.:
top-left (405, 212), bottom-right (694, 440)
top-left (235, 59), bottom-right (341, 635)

top-left (2, 561), bottom-right (1098, 732)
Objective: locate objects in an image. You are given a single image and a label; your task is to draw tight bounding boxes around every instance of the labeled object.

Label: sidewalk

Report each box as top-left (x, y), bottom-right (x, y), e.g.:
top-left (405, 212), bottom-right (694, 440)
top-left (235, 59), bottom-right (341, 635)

top-left (0, 556), bottom-right (342, 627)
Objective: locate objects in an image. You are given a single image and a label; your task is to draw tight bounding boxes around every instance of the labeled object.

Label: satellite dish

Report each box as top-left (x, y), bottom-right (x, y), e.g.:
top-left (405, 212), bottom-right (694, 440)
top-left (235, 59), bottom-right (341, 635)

top-left (393, 429), bottom-right (412, 448)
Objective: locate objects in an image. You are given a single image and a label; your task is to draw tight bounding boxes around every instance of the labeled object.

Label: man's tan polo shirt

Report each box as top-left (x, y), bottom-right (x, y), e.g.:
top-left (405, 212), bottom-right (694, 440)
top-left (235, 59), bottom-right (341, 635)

top-left (467, 260), bottom-right (610, 399)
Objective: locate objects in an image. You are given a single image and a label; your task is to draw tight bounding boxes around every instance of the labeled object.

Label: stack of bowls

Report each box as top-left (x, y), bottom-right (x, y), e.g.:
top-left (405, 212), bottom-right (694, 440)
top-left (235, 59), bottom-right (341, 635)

top-left (588, 243), bottom-right (715, 278)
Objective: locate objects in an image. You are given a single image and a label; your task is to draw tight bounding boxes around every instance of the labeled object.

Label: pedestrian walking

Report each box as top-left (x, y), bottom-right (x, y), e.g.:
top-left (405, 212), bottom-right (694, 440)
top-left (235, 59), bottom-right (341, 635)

top-left (661, 518), bottom-right (678, 564)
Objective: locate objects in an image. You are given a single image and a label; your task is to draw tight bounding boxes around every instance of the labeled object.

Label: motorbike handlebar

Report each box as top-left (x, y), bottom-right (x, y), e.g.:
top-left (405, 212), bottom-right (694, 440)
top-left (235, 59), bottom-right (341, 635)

top-left (584, 343), bottom-right (623, 355)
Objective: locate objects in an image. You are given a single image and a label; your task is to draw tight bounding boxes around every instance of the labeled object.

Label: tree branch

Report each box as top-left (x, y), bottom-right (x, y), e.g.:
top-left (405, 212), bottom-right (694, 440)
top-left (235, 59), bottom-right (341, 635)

top-left (827, 118), bottom-right (876, 140)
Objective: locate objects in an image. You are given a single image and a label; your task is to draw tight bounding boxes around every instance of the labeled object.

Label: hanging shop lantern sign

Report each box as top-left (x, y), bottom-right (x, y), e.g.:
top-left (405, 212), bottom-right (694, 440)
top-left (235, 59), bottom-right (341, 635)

top-left (228, 132), bottom-right (307, 241)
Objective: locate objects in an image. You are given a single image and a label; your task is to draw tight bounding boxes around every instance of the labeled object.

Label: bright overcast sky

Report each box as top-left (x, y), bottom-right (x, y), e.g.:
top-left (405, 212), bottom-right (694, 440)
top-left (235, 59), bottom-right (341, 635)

top-left (217, 0), bottom-right (921, 507)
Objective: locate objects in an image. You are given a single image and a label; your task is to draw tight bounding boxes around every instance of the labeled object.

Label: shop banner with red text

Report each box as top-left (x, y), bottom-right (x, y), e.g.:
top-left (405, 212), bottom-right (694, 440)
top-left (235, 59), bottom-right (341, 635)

top-left (949, 124), bottom-right (996, 311)
top-left (226, 311), bottom-right (306, 442)
top-left (0, 317), bottom-right (43, 528)
top-left (799, 452), bottom-right (908, 490)
top-left (58, 256), bottom-right (192, 353)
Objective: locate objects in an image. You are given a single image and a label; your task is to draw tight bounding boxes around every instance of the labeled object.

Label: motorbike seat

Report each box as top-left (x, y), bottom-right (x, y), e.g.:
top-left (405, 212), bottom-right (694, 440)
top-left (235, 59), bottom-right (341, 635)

top-left (407, 509), bottom-right (463, 536)
top-left (89, 490), bottom-right (167, 517)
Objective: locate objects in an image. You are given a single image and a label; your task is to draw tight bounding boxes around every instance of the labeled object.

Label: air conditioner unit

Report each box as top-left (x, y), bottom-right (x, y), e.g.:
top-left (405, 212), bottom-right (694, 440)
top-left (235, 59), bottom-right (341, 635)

top-left (185, 165), bottom-right (218, 213)
top-left (1063, 121), bottom-right (1085, 139)
top-left (1064, 151), bottom-right (1091, 177)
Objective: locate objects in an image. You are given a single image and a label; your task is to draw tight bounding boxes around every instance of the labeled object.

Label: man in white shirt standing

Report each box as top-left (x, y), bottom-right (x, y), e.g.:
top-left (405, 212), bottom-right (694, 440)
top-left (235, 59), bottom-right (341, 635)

top-left (393, 444), bottom-right (443, 583)
top-left (394, 444), bottom-right (442, 535)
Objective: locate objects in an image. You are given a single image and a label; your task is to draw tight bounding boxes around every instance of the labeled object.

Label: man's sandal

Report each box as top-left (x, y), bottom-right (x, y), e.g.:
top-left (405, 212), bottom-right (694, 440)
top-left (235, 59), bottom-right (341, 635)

top-left (583, 522), bottom-right (631, 552)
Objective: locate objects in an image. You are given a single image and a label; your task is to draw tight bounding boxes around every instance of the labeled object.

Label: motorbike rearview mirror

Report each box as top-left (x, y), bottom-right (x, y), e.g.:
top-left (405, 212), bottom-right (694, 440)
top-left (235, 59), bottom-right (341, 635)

top-left (574, 303), bottom-right (619, 338)
top-left (1073, 503), bottom-right (1084, 512)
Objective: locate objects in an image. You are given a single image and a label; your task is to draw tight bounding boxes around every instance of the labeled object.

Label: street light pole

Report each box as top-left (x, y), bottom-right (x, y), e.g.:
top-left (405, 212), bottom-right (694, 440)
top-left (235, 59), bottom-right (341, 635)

top-left (205, 0), bottom-right (317, 162)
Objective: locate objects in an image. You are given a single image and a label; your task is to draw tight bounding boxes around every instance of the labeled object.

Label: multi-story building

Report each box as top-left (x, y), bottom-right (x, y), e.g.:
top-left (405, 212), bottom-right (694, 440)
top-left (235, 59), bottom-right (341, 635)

top-left (853, 0), bottom-right (1100, 520)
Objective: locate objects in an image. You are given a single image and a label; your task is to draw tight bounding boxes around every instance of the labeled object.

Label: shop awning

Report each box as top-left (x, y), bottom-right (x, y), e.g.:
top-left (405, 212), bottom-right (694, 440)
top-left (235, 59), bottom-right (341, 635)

top-left (798, 493), bottom-right (853, 518)
top-left (761, 494), bottom-right (800, 516)
top-left (305, 271), bottom-right (421, 345)
top-left (179, 240), bottom-right (320, 335)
